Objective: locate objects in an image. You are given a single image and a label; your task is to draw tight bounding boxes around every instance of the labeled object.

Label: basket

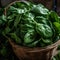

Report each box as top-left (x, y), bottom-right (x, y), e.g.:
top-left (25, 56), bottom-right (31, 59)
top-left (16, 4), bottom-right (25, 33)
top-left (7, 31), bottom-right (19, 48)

top-left (4, 1), bottom-right (60, 60)
top-left (6, 37), bottom-right (60, 60)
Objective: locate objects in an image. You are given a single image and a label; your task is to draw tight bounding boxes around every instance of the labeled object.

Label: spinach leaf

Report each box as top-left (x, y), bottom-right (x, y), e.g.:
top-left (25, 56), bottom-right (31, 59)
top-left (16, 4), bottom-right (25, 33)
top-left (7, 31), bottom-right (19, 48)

top-left (53, 22), bottom-right (60, 33)
top-left (39, 38), bottom-right (52, 47)
top-left (14, 14), bottom-right (21, 27)
top-left (35, 16), bottom-right (48, 24)
top-left (0, 47), bottom-right (7, 56)
top-left (36, 23), bottom-right (53, 38)
top-left (25, 40), bottom-right (39, 47)
top-left (32, 4), bottom-right (49, 15)
top-left (24, 29), bottom-right (36, 44)
top-left (8, 6), bottom-right (27, 14)
top-left (49, 11), bottom-right (59, 22)
top-left (2, 27), bottom-right (11, 35)
top-left (0, 15), bottom-right (6, 25)
top-left (10, 32), bottom-right (21, 44)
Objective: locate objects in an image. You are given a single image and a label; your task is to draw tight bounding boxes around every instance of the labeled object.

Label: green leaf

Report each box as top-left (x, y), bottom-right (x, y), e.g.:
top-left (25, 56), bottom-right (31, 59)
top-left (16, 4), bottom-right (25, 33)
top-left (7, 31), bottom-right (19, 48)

top-left (14, 14), bottom-right (21, 27)
top-left (25, 40), bottom-right (39, 47)
top-left (1, 47), bottom-right (7, 56)
top-left (35, 16), bottom-right (47, 24)
top-left (9, 6), bottom-right (27, 14)
top-left (32, 4), bottom-right (49, 15)
top-left (0, 15), bottom-right (6, 25)
top-left (41, 38), bottom-right (52, 44)
top-left (53, 22), bottom-right (60, 33)
top-left (36, 23), bottom-right (53, 38)
top-left (24, 29), bottom-right (36, 44)
top-left (2, 27), bottom-right (11, 35)
top-left (49, 11), bottom-right (59, 22)
top-left (10, 32), bottom-right (21, 44)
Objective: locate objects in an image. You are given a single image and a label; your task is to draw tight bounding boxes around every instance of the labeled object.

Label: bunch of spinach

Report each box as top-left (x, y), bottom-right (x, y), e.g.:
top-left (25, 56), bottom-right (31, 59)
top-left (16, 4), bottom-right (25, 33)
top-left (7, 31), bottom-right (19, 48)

top-left (2, 1), bottom-right (60, 48)
top-left (49, 11), bottom-right (60, 42)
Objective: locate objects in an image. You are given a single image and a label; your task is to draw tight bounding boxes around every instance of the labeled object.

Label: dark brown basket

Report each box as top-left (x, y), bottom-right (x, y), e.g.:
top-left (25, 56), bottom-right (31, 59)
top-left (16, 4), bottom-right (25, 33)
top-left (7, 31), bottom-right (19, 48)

top-left (4, 1), bottom-right (60, 60)
top-left (7, 37), bottom-right (60, 60)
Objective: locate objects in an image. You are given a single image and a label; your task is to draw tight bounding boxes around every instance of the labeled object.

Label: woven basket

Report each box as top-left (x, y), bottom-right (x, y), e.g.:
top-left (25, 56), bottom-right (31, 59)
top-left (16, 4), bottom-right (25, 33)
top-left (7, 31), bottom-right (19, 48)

top-left (6, 37), bottom-right (60, 60)
top-left (4, 1), bottom-right (60, 60)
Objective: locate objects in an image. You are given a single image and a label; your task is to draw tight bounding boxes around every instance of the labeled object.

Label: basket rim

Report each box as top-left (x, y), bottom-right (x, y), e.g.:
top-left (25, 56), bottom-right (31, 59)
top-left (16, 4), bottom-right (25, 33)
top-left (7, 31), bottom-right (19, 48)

top-left (8, 37), bottom-right (60, 52)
